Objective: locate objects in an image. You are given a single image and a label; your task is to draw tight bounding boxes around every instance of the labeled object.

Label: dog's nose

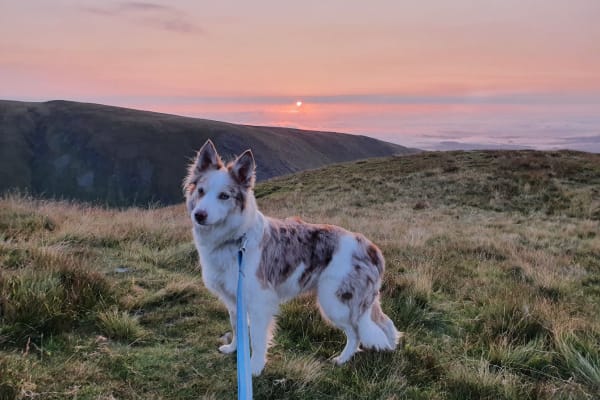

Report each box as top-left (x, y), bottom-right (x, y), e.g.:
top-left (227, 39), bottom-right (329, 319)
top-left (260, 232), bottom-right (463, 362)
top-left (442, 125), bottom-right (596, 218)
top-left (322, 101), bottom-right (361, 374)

top-left (194, 210), bottom-right (208, 225)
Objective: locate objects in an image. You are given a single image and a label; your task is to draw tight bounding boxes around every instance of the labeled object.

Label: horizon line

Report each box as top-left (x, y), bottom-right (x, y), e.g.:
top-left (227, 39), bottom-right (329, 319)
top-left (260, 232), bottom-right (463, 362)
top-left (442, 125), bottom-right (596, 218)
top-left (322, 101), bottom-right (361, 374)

top-left (4, 91), bottom-right (600, 107)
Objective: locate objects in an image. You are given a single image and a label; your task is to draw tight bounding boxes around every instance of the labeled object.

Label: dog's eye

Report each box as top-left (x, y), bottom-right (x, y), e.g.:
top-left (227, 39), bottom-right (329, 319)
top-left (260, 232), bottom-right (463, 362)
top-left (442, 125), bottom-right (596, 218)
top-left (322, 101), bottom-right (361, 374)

top-left (218, 192), bottom-right (230, 200)
top-left (198, 187), bottom-right (205, 196)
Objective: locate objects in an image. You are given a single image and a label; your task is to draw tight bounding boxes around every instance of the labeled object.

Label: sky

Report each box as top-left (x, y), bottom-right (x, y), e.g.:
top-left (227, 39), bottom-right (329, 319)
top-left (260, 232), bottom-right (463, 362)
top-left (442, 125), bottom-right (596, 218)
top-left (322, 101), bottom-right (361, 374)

top-left (1, 0), bottom-right (600, 151)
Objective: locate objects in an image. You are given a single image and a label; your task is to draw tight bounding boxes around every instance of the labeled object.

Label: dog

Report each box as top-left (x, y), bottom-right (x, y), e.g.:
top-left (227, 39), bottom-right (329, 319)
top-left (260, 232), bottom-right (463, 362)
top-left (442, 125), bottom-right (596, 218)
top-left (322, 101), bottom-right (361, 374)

top-left (184, 140), bottom-right (400, 376)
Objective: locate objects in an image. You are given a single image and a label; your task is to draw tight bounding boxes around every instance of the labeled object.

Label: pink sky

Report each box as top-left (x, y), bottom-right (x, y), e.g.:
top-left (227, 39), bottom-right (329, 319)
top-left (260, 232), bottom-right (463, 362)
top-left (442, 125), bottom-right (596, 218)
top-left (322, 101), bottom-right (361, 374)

top-left (1, 0), bottom-right (599, 150)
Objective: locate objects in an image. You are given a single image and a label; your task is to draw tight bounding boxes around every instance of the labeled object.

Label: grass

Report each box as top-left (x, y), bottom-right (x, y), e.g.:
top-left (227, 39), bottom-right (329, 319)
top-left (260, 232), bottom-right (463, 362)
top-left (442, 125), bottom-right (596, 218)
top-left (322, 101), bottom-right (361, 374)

top-left (1, 150), bottom-right (599, 399)
top-left (97, 309), bottom-right (147, 343)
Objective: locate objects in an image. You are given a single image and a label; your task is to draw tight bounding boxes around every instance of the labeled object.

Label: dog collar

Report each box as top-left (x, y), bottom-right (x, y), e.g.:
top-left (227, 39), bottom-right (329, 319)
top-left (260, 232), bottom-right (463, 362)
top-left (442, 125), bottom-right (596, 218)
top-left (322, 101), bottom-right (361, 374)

top-left (218, 232), bottom-right (247, 250)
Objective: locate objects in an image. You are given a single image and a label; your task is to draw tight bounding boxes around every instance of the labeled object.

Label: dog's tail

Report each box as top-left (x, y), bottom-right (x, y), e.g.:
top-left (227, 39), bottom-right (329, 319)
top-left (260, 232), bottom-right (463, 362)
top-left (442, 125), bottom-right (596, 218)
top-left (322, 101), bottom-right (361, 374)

top-left (357, 299), bottom-right (400, 350)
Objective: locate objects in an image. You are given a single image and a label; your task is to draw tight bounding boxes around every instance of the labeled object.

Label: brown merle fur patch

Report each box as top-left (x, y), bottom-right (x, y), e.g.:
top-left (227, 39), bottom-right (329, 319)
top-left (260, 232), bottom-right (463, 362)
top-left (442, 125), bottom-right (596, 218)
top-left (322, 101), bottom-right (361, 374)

top-left (227, 183), bottom-right (247, 211)
top-left (335, 235), bottom-right (385, 322)
top-left (353, 234), bottom-right (384, 275)
top-left (370, 299), bottom-right (387, 325)
top-left (256, 217), bottom-right (341, 291)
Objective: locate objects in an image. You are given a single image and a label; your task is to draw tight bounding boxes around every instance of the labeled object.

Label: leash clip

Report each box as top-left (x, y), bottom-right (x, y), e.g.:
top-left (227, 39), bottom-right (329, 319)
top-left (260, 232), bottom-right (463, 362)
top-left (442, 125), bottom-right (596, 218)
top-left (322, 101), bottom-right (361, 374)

top-left (239, 233), bottom-right (248, 253)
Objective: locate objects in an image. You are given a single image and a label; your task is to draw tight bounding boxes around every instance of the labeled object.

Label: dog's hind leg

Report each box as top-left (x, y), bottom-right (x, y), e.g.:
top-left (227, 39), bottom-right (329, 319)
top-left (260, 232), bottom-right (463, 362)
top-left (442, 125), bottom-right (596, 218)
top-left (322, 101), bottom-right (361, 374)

top-left (333, 324), bottom-right (360, 365)
top-left (357, 302), bottom-right (395, 351)
top-left (317, 279), bottom-right (360, 364)
top-left (370, 299), bottom-right (401, 350)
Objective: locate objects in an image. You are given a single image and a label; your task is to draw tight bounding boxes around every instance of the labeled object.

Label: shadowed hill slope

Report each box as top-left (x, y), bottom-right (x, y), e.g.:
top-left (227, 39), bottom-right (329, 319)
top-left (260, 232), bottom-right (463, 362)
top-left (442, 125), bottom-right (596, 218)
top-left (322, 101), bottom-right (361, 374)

top-left (0, 100), bottom-right (414, 206)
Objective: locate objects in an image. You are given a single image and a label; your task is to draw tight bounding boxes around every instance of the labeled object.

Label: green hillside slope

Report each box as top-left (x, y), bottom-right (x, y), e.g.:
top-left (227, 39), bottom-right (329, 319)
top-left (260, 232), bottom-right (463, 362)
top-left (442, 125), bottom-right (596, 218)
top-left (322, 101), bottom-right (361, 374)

top-left (0, 100), bottom-right (414, 206)
top-left (1, 150), bottom-right (599, 399)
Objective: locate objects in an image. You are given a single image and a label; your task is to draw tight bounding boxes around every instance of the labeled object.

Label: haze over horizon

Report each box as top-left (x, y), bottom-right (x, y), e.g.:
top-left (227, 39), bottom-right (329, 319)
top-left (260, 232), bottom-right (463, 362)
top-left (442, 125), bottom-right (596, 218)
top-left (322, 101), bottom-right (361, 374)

top-left (2, 1), bottom-right (599, 151)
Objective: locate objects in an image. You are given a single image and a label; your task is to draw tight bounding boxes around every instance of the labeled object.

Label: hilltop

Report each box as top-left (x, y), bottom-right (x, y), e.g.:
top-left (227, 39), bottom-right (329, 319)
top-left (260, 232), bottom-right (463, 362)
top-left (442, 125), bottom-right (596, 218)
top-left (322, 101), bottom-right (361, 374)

top-left (0, 100), bottom-right (414, 206)
top-left (1, 150), bottom-right (599, 399)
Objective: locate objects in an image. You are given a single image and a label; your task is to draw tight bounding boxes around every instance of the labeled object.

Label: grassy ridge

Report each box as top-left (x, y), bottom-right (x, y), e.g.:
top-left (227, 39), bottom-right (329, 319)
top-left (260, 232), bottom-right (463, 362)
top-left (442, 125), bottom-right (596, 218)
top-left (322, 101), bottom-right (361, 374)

top-left (1, 150), bottom-right (599, 399)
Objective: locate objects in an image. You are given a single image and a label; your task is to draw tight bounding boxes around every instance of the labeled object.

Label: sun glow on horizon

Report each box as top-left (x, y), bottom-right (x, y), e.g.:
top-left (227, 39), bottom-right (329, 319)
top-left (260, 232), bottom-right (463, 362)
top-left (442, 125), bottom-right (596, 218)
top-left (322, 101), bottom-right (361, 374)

top-left (1, 1), bottom-right (598, 152)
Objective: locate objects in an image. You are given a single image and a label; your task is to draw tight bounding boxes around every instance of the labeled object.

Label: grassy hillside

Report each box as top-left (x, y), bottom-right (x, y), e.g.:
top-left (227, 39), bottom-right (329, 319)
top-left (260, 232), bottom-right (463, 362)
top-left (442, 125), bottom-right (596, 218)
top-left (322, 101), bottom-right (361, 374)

top-left (1, 150), bottom-right (599, 399)
top-left (0, 100), bottom-right (413, 206)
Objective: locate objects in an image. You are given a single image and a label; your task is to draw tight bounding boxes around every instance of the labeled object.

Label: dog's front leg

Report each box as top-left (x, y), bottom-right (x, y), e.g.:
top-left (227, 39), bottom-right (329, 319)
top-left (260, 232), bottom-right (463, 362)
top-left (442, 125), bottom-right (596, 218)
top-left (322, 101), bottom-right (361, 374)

top-left (219, 305), bottom-right (237, 354)
top-left (248, 309), bottom-right (275, 376)
top-left (247, 289), bottom-right (279, 376)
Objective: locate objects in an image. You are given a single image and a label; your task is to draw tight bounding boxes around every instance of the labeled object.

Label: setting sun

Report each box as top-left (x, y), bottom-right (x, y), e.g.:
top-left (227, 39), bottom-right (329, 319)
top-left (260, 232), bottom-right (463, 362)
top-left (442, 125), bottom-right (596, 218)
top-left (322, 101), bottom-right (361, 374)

top-left (296, 101), bottom-right (303, 107)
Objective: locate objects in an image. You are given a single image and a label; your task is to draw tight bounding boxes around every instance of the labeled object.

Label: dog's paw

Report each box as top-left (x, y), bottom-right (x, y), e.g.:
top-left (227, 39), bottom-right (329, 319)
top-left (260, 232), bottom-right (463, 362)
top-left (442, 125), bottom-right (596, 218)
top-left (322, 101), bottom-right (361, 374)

top-left (218, 343), bottom-right (237, 354)
top-left (219, 332), bottom-right (232, 344)
top-left (250, 357), bottom-right (265, 376)
top-left (331, 356), bottom-right (346, 366)
top-left (331, 346), bottom-right (361, 366)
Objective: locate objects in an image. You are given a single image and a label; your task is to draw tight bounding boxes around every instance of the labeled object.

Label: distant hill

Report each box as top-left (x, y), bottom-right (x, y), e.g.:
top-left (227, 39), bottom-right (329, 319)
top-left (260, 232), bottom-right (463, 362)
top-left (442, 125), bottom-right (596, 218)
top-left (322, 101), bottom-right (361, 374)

top-left (0, 100), bottom-right (415, 205)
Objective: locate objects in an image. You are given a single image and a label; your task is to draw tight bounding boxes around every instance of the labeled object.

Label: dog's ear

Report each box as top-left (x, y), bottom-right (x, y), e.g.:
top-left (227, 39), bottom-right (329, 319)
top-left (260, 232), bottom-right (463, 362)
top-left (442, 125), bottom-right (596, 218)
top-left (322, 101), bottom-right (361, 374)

top-left (230, 149), bottom-right (256, 189)
top-left (183, 140), bottom-right (223, 195)
top-left (194, 139), bottom-right (223, 172)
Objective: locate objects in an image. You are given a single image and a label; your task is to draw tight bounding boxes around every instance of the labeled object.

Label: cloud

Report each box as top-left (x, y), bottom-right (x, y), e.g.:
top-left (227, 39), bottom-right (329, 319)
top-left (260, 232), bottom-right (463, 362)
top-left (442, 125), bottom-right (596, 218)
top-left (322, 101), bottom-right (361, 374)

top-left (145, 16), bottom-right (199, 34)
top-left (120, 2), bottom-right (170, 12)
top-left (80, 2), bottom-right (203, 34)
top-left (80, 6), bottom-right (118, 17)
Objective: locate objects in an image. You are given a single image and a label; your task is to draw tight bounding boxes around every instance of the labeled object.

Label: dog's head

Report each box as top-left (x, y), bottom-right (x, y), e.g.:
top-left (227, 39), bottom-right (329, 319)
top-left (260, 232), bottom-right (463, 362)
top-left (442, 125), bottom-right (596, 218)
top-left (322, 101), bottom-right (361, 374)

top-left (183, 140), bottom-right (256, 228)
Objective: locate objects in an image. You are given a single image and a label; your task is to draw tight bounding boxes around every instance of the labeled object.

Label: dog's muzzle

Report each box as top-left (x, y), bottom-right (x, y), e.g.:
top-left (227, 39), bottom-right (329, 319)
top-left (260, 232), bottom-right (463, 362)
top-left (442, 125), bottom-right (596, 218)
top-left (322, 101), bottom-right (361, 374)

top-left (194, 210), bottom-right (208, 225)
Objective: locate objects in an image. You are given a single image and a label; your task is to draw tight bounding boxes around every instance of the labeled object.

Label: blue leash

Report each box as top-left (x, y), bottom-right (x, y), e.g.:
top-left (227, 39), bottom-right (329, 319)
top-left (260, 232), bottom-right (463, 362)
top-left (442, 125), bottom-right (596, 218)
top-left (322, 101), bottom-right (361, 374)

top-left (236, 236), bottom-right (253, 399)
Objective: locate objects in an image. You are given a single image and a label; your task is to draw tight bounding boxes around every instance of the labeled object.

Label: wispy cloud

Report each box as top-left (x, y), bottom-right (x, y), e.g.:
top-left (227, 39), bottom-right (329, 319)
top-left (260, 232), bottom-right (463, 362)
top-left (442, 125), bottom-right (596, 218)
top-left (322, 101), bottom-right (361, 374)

top-left (80, 2), bottom-right (203, 34)
top-left (120, 2), bottom-right (170, 12)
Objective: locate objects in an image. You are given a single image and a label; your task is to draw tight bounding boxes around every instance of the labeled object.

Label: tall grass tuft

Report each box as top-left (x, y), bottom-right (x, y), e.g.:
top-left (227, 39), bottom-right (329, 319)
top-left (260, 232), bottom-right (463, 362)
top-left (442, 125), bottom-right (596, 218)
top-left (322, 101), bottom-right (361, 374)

top-left (0, 208), bottom-right (55, 241)
top-left (487, 338), bottom-right (554, 377)
top-left (555, 333), bottom-right (600, 391)
top-left (445, 359), bottom-right (528, 400)
top-left (472, 300), bottom-right (551, 346)
top-left (97, 308), bottom-right (147, 343)
top-left (0, 251), bottom-right (113, 345)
